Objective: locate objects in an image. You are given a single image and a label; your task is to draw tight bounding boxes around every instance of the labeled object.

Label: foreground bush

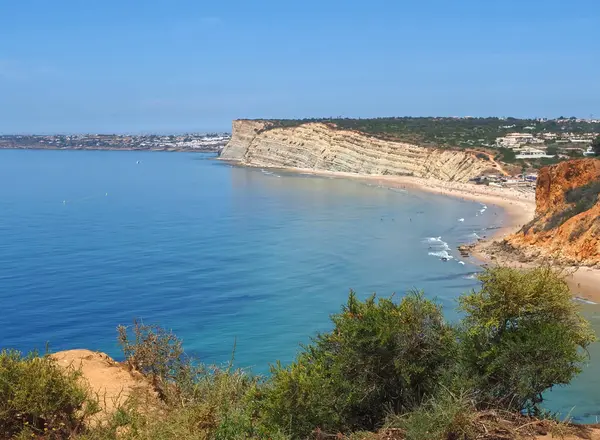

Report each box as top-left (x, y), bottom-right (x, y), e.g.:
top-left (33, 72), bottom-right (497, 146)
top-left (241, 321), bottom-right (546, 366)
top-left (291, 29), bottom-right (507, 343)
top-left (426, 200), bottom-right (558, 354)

top-left (115, 320), bottom-right (287, 439)
top-left (0, 266), bottom-right (595, 439)
top-left (262, 291), bottom-right (456, 437)
top-left (459, 266), bottom-right (596, 413)
top-left (0, 349), bottom-right (98, 439)
top-left (88, 370), bottom-right (288, 440)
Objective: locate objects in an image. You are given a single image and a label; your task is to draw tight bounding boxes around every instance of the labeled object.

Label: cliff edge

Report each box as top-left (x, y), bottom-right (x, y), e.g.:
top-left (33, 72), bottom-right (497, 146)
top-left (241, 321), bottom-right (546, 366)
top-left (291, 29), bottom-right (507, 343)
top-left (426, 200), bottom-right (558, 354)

top-left (221, 120), bottom-right (498, 182)
top-left (52, 350), bottom-right (157, 422)
top-left (508, 159), bottom-right (600, 266)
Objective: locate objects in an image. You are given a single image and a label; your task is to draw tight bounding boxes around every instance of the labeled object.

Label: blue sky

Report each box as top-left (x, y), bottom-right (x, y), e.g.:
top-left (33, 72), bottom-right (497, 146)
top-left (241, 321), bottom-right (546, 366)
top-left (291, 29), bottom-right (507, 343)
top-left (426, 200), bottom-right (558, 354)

top-left (1, 0), bottom-right (598, 133)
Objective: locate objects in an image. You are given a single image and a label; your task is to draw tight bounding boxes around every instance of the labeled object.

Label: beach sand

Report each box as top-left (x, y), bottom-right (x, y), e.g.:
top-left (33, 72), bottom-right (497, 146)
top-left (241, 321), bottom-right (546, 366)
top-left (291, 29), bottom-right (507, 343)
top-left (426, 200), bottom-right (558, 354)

top-left (267, 165), bottom-right (600, 302)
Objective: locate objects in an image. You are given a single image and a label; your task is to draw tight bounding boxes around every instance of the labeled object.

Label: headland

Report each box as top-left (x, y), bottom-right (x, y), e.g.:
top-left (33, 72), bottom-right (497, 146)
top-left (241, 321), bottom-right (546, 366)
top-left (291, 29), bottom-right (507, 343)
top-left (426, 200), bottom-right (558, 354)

top-left (220, 119), bottom-right (600, 301)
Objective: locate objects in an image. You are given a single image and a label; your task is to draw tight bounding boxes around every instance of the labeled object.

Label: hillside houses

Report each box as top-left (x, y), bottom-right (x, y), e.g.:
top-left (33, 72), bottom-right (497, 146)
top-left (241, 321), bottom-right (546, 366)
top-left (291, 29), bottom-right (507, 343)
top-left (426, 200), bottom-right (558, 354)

top-left (495, 131), bottom-right (597, 158)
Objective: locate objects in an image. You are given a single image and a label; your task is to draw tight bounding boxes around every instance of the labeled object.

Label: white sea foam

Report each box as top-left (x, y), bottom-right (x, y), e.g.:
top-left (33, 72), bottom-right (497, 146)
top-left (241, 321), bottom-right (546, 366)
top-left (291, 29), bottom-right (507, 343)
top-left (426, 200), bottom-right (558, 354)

top-left (428, 250), bottom-right (454, 260)
top-left (261, 170), bottom-right (281, 177)
top-left (425, 237), bottom-right (450, 250)
top-left (425, 236), bottom-right (453, 259)
top-left (458, 218), bottom-right (465, 222)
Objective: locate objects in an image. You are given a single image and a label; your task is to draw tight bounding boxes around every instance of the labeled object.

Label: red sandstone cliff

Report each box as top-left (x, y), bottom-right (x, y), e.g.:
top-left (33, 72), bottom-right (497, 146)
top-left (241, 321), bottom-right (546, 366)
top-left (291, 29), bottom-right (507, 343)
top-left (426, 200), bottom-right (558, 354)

top-left (509, 159), bottom-right (600, 265)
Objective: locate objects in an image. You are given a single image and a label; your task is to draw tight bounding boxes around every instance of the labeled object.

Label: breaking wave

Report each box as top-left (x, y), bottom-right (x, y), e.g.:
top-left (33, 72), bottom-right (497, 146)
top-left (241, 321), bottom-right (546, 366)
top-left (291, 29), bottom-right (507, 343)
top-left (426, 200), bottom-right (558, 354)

top-left (425, 236), bottom-right (453, 259)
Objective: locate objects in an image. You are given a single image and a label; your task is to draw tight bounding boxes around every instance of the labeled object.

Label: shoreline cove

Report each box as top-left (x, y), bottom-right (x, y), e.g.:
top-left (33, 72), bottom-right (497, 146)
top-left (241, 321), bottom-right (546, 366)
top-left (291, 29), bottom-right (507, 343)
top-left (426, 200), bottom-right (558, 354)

top-left (222, 160), bottom-right (600, 302)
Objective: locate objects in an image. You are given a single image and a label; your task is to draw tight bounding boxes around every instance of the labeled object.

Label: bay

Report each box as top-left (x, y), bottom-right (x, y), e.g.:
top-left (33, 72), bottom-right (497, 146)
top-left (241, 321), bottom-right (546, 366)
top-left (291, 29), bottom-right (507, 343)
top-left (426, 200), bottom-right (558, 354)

top-left (0, 149), bottom-right (597, 422)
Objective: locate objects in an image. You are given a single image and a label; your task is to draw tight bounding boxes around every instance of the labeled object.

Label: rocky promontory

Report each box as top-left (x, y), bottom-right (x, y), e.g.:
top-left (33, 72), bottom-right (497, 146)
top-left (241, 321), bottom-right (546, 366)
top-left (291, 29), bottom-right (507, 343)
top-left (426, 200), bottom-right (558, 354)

top-left (507, 159), bottom-right (600, 266)
top-left (220, 120), bottom-right (499, 182)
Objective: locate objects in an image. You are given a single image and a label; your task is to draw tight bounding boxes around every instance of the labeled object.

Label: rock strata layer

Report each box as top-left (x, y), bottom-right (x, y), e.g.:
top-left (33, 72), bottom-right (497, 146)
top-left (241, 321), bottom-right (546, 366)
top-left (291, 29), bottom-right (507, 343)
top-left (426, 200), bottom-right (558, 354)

top-left (509, 159), bottom-right (600, 265)
top-left (221, 120), bottom-right (496, 182)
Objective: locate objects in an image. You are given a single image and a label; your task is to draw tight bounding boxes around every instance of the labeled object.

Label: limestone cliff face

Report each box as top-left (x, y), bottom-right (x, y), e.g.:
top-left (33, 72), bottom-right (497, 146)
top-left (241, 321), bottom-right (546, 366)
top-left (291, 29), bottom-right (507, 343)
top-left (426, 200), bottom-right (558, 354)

top-left (509, 159), bottom-right (600, 265)
top-left (221, 120), bottom-right (495, 182)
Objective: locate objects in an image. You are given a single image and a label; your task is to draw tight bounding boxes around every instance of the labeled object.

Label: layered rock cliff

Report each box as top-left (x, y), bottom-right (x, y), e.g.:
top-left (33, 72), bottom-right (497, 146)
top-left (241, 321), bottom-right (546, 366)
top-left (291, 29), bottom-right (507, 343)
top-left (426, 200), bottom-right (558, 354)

top-left (509, 159), bottom-right (600, 265)
top-left (221, 120), bottom-right (497, 182)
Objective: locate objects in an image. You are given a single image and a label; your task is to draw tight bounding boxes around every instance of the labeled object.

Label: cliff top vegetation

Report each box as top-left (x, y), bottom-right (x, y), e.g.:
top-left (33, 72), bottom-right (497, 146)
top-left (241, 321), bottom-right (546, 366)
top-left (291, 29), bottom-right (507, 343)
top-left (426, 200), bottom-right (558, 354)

top-left (252, 117), bottom-right (600, 150)
top-left (0, 266), bottom-right (596, 440)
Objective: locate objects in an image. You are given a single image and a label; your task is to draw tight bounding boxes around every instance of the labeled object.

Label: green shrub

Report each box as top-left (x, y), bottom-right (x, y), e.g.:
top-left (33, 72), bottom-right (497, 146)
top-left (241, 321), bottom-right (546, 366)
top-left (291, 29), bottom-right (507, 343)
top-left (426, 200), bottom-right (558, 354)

top-left (262, 291), bottom-right (456, 437)
top-left (565, 180), bottom-right (600, 208)
top-left (497, 147), bottom-right (516, 163)
top-left (102, 376), bottom-right (286, 440)
top-left (0, 349), bottom-right (99, 439)
top-left (458, 267), bottom-right (596, 413)
top-left (540, 180), bottom-right (600, 232)
top-left (117, 319), bottom-right (198, 405)
top-left (388, 389), bottom-right (478, 440)
top-left (115, 321), bottom-right (286, 440)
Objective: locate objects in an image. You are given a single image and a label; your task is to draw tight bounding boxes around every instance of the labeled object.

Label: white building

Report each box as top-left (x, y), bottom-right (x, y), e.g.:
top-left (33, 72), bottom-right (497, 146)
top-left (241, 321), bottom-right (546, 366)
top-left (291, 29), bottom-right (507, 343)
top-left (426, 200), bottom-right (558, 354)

top-left (515, 147), bottom-right (554, 159)
top-left (540, 132), bottom-right (558, 140)
top-left (496, 133), bottom-right (542, 148)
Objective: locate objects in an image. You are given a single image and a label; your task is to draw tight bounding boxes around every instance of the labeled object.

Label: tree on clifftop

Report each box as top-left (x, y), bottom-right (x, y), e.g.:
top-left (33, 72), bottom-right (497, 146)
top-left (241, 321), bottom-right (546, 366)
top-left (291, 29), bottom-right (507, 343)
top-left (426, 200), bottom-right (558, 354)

top-left (592, 135), bottom-right (600, 156)
top-left (459, 266), bottom-right (596, 413)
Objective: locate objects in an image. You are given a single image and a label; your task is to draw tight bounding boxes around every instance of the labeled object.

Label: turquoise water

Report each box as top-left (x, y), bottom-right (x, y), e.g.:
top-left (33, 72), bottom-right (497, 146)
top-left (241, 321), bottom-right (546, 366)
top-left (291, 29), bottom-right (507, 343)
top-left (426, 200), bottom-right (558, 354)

top-left (0, 150), bottom-right (598, 421)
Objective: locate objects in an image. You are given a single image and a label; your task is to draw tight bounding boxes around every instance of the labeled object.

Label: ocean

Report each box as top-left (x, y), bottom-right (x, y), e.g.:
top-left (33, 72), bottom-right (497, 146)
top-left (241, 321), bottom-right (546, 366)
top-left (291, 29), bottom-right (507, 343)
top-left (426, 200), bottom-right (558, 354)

top-left (0, 150), bottom-right (598, 421)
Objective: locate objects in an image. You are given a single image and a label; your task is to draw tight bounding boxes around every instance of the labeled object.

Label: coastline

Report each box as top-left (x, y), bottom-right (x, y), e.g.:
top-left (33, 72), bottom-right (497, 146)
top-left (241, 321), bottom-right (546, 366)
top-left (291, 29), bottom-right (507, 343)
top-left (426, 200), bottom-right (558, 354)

top-left (0, 146), bottom-right (221, 153)
top-left (229, 161), bottom-right (600, 302)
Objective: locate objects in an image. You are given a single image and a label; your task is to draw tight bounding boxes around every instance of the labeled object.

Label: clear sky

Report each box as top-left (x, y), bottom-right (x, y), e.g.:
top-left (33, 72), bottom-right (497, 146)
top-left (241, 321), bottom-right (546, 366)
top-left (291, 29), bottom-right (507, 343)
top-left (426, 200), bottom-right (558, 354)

top-left (1, 0), bottom-right (598, 133)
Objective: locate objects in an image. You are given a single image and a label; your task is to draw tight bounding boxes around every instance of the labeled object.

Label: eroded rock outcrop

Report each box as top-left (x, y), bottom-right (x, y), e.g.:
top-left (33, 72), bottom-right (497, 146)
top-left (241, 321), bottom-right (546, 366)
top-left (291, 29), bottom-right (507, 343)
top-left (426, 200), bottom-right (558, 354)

top-left (221, 120), bottom-right (497, 182)
top-left (509, 159), bottom-right (600, 265)
top-left (51, 350), bottom-right (157, 423)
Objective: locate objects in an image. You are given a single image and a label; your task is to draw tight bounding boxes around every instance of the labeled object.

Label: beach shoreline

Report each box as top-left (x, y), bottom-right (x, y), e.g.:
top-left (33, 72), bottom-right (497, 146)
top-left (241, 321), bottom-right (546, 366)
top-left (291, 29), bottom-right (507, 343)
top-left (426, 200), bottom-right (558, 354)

top-left (227, 161), bottom-right (600, 302)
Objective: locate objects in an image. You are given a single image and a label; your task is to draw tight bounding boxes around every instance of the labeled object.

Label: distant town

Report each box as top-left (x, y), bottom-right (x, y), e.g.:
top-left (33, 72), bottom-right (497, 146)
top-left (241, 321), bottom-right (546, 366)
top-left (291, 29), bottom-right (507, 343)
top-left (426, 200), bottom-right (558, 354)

top-left (0, 133), bottom-right (231, 152)
top-left (494, 127), bottom-right (597, 159)
top-left (2, 117), bottom-right (599, 161)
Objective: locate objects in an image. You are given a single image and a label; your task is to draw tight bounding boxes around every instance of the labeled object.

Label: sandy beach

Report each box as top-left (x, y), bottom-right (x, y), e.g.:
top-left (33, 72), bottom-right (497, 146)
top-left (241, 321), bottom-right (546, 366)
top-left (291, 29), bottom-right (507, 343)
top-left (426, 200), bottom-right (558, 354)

top-left (263, 165), bottom-right (600, 302)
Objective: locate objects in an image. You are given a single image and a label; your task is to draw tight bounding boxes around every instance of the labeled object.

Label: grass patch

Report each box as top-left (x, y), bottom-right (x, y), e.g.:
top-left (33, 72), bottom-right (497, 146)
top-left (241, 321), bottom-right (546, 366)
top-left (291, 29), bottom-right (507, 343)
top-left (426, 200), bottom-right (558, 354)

top-left (565, 180), bottom-right (600, 206)
top-left (387, 389), bottom-right (478, 440)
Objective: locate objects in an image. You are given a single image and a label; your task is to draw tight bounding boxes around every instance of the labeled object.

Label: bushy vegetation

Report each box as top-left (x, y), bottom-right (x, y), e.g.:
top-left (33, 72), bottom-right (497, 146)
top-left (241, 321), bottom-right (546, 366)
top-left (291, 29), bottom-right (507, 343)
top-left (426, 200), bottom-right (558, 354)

top-left (539, 179), bottom-right (600, 232)
top-left (458, 267), bottom-right (595, 413)
top-left (0, 350), bottom-right (99, 439)
top-left (495, 147), bottom-right (516, 163)
top-left (565, 180), bottom-right (600, 210)
top-left (117, 319), bottom-right (197, 405)
top-left (0, 266), bottom-right (596, 440)
top-left (256, 117), bottom-right (600, 150)
top-left (387, 389), bottom-right (479, 440)
top-left (261, 291), bottom-right (455, 437)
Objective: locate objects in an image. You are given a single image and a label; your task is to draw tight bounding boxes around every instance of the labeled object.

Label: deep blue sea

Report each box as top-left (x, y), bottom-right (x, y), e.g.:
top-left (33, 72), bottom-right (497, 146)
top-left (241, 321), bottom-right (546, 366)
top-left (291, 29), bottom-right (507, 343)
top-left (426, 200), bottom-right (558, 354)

top-left (1, 150), bottom-right (598, 421)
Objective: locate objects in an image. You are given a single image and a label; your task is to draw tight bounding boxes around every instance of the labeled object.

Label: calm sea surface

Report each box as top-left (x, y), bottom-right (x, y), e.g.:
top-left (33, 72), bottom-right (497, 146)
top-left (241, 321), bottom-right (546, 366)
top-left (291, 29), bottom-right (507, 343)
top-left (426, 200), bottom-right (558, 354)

top-left (0, 150), bottom-right (598, 421)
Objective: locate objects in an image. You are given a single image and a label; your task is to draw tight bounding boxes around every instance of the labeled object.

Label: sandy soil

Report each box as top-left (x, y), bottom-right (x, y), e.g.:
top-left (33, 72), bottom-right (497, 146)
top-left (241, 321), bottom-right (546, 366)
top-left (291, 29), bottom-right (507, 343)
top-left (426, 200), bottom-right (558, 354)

top-left (51, 349), bottom-right (156, 423)
top-left (271, 165), bottom-right (600, 302)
